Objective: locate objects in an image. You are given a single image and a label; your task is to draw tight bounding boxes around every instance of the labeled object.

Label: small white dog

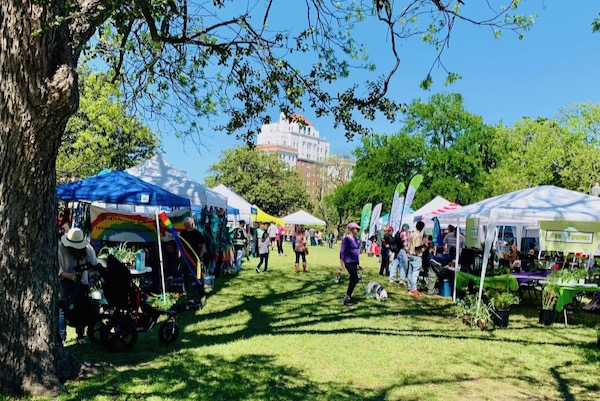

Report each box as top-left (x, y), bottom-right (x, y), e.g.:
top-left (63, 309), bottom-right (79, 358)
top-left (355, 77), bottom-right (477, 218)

top-left (365, 281), bottom-right (388, 301)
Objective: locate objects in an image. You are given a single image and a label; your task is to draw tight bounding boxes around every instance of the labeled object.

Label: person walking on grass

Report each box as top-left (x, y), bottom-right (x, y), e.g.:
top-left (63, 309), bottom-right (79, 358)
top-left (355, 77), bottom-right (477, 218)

top-left (276, 223), bottom-right (285, 256)
top-left (340, 222), bottom-right (361, 306)
top-left (256, 231), bottom-right (271, 273)
top-left (294, 225), bottom-right (308, 273)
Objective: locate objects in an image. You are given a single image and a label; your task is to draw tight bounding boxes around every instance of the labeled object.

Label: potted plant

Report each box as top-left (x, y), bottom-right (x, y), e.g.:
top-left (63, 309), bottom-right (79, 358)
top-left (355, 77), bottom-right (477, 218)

top-left (491, 291), bottom-right (520, 328)
top-left (98, 242), bottom-right (136, 266)
top-left (457, 294), bottom-right (494, 331)
top-left (540, 282), bottom-right (558, 326)
top-left (572, 268), bottom-right (587, 285)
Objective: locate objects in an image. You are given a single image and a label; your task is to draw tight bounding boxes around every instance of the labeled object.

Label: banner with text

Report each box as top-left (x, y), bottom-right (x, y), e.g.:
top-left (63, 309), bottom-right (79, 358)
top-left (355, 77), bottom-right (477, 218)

top-left (465, 218), bottom-right (480, 248)
top-left (399, 174), bottom-right (423, 229)
top-left (359, 203), bottom-right (372, 235)
top-left (539, 220), bottom-right (600, 254)
top-left (389, 182), bottom-right (405, 233)
top-left (91, 206), bottom-right (190, 242)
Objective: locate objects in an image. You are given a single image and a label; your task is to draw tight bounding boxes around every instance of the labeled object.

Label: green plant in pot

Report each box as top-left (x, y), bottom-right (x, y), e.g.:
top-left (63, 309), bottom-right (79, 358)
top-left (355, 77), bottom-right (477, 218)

top-left (540, 282), bottom-right (558, 326)
top-left (490, 291), bottom-right (519, 328)
top-left (571, 268), bottom-right (587, 285)
top-left (457, 294), bottom-right (494, 331)
top-left (98, 242), bottom-right (136, 266)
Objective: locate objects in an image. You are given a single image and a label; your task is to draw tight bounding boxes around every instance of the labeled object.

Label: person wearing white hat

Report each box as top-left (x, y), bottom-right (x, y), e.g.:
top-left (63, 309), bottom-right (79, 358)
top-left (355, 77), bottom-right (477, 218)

top-left (57, 227), bottom-right (98, 344)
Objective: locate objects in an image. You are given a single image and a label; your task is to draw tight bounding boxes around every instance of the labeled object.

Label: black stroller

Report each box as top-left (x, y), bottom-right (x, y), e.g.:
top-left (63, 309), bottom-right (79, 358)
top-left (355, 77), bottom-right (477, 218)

top-left (86, 255), bottom-right (179, 352)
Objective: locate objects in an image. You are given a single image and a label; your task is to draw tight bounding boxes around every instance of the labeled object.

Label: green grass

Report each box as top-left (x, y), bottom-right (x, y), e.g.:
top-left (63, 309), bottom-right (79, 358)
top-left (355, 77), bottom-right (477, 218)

top-left (55, 245), bottom-right (600, 400)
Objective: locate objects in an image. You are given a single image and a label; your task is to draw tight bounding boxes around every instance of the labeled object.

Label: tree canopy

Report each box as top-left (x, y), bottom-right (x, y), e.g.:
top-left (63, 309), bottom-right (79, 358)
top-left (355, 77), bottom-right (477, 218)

top-left (57, 69), bottom-right (160, 182)
top-left (205, 146), bottom-right (310, 216)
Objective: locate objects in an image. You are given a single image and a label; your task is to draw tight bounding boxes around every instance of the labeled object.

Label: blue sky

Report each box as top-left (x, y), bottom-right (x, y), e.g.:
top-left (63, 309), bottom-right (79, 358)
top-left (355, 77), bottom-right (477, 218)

top-left (160, 1), bottom-right (600, 184)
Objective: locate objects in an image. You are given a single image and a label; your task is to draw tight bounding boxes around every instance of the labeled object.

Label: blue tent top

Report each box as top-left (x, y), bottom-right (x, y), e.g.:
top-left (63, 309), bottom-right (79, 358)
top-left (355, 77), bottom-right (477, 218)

top-left (57, 170), bottom-right (191, 207)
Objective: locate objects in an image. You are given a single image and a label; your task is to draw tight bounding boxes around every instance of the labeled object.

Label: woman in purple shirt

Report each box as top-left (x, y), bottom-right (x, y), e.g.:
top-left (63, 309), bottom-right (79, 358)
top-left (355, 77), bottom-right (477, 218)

top-left (340, 222), bottom-right (361, 306)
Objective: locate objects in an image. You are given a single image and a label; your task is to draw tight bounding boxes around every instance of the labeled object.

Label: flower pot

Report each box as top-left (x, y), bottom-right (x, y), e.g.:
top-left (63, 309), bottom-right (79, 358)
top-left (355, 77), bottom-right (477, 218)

top-left (493, 309), bottom-right (510, 328)
top-left (539, 309), bottom-right (556, 326)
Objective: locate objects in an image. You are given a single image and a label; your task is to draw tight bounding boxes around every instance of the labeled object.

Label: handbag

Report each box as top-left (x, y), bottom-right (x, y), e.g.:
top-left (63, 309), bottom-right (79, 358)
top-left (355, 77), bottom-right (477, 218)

top-left (304, 248), bottom-right (309, 255)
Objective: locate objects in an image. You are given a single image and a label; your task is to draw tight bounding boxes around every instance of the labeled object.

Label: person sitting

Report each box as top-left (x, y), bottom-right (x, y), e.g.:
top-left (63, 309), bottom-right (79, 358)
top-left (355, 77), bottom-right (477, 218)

top-left (58, 227), bottom-right (98, 344)
top-left (508, 240), bottom-right (521, 271)
top-left (427, 247), bottom-right (457, 295)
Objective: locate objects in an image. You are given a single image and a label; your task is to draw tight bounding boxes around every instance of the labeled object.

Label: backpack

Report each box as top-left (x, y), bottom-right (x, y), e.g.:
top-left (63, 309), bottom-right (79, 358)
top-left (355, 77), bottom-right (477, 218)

top-left (391, 231), bottom-right (404, 253)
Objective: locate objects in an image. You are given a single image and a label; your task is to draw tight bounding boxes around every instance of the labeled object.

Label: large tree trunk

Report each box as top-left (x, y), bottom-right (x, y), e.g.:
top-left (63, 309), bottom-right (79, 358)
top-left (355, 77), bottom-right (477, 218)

top-left (0, 1), bottom-right (82, 396)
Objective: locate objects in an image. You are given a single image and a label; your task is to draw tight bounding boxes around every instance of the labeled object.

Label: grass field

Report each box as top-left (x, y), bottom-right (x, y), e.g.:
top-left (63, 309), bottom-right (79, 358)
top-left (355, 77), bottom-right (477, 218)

top-left (55, 244), bottom-right (599, 401)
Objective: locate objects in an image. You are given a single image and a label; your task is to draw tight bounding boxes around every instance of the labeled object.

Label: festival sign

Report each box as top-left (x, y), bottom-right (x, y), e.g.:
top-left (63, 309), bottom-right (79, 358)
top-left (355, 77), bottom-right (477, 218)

top-left (91, 206), bottom-right (190, 242)
top-left (465, 218), bottom-right (480, 248)
top-left (539, 220), bottom-right (600, 254)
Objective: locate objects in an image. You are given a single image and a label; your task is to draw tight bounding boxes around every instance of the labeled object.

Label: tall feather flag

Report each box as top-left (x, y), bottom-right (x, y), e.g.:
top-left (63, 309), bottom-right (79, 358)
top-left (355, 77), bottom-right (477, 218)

top-left (368, 203), bottom-right (382, 238)
top-left (432, 217), bottom-right (444, 246)
top-left (359, 203), bottom-right (372, 235)
top-left (399, 174), bottom-right (423, 229)
top-left (389, 182), bottom-right (405, 233)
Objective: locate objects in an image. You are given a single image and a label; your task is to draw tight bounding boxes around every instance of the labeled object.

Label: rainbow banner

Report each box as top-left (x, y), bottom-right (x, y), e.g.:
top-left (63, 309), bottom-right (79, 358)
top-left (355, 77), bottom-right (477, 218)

top-left (91, 206), bottom-right (190, 242)
top-left (158, 211), bottom-right (203, 285)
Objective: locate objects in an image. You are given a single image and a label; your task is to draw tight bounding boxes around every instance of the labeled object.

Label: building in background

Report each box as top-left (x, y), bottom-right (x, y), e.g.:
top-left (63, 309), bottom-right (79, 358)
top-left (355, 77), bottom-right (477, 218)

top-left (257, 112), bottom-right (354, 199)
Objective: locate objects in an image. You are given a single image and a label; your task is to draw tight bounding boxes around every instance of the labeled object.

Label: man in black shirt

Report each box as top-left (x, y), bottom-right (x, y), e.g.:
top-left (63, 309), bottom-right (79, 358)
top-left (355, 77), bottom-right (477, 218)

top-left (179, 216), bottom-right (206, 301)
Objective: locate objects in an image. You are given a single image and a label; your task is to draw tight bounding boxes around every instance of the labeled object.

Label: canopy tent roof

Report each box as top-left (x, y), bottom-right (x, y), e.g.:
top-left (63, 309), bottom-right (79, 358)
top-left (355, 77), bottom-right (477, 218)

top-left (283, 210), bottom-right (326, 226)
top-left (413, 196), bottom-right (461, 222)
top-left (438, 185), bottom-right (600, 223)
top-left (253, 207), bottom-right (284, 226)
top-left (126, 154), bottom-right (228, 209)
top-left (56, 171), bottom-right (190, 207)
top-left (212, 184), bottom-right (254, 220)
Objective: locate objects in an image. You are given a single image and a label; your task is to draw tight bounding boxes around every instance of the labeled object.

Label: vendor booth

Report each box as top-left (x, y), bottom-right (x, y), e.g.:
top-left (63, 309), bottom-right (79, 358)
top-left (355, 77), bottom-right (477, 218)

top-left (283, 210), bottom-right (326, 226)
top-left (126, 154), bottom-right (228, 210)
top-left (253, 207), bottom-right (284, 226)
top-left (56, 170), bottom-right (192, 300)
top-left (437, 185), bottom-right (600, 305)
top-left (212, 184), bottom-right (254, 222)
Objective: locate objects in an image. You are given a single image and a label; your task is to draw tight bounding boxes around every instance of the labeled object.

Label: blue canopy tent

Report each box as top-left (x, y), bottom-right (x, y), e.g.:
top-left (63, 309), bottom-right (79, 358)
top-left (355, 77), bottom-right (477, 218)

top-left (56, 170), bottom-right (190, 208)
top-left (57, 170), bottom-right (191, 301)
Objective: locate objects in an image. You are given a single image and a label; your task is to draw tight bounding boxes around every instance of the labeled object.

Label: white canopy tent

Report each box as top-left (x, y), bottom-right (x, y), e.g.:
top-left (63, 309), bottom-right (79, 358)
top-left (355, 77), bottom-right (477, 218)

top-left (211, 184), bottom-right (255, 222)
top-left (283, 210), bottom-right (326, 226)
top-left (411, 196), bottom-right (462, 229)
top-left (437, 185), bottom-right (600, 303)
top-left (126, 154), bottom-right (228, 210)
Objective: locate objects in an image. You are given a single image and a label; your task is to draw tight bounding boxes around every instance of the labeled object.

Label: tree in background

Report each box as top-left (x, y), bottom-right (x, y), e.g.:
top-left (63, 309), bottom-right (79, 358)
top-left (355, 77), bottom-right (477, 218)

top-left (57, 70), bottom-right (160, 182)
top-left (205, 147), bottom-right (310, 216)
top-left (488, 114), bottom-right (600, 195)
top-left (403, 93), bottom-right (500, 205)
top-left (351, 132), bottom-right (426, 207)
top-left (0, 0), bottom-right (539, 395)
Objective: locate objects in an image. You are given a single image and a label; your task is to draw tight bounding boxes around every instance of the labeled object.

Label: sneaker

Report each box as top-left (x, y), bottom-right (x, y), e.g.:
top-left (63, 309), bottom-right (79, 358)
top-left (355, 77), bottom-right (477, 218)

top-left (399, 280), bottom-right (406, 285)
top-left (409, 290), bottom-right (423, 296)
top-left (342, 296), bottom-right (354, 306)
top-left (255, 267), bottom-right (260, 273)
top-left (77, 337), bottom-right (87, 345)
top-left (334, 278), bottom-right (340, 284)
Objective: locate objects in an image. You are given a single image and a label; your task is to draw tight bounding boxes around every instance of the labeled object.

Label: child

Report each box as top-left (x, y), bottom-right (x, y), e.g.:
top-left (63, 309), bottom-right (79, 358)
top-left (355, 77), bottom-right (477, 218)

top-left (256, 231), bottom-right (271, 273)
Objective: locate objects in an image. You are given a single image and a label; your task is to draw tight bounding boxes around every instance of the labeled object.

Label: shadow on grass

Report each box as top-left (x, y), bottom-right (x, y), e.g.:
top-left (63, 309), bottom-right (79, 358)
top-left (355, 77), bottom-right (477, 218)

top-left (63, 353), bottom-right (482, 401)
top-left (66, 265), bottom-right (600, 401)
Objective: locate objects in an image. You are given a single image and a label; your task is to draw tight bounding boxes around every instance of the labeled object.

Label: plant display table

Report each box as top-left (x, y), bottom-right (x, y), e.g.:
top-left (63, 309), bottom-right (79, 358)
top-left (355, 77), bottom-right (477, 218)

top-left (455, 271), bottom-right (519, 292)
top-left (555, 283), bottom-right (600, 312)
